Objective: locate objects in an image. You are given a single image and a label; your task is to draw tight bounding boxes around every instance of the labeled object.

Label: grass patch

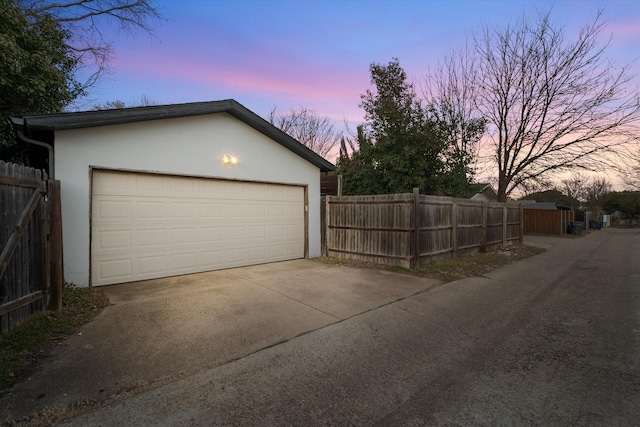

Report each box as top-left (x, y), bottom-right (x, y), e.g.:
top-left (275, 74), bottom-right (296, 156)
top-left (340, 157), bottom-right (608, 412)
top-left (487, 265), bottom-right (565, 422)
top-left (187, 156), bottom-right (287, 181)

top-left (0, 285), bottom-right (109, 389)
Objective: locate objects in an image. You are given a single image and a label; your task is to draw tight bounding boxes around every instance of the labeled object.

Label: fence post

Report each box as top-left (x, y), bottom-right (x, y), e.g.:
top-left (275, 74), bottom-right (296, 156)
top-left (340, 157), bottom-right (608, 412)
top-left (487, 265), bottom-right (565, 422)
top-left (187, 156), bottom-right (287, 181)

top-left (49, 180), bottom-right (63, 311)
top-left (481, 202), bottom-right (488, 250)
top-left (320, 196), bottom-right (326, 256)
top-left (502, 205), bottom-right (508, 246)
top-left (412, 188), bottom-right (420, 268)
top-left (41, 180), bottom-right (50, 307)
top-left (452, 202), bottom-right (458, 256)
top-left (519, 203), bottom-right (524, 244)
top-left (324, 195), bottom-right (332, 257)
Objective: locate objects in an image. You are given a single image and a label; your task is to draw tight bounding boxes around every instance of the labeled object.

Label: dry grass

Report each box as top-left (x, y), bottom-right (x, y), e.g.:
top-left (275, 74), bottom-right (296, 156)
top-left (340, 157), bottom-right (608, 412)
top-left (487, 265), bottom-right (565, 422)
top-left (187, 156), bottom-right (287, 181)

top-left (316, 244), bottom-right (546, 282)
top-left (0, 285), bottom-right (110, 390)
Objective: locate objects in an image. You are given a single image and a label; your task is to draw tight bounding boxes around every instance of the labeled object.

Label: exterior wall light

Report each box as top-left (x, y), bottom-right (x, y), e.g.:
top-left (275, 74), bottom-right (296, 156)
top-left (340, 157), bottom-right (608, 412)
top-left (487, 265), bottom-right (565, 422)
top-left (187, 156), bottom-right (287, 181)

top-left (222, 155), bottom-right (238, 165)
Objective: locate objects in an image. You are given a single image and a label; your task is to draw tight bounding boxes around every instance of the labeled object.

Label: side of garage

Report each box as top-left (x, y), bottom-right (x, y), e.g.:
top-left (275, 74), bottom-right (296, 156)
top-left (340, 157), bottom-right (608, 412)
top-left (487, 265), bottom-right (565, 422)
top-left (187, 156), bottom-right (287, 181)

top-left (12, 100), bottom-right (334, 287)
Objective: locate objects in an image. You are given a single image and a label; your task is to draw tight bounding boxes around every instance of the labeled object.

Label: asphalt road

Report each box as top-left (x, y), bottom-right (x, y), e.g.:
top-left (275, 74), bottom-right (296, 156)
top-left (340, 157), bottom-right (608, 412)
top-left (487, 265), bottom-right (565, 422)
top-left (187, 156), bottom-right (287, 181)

top-left (61, 229), bottom-right (639, 426)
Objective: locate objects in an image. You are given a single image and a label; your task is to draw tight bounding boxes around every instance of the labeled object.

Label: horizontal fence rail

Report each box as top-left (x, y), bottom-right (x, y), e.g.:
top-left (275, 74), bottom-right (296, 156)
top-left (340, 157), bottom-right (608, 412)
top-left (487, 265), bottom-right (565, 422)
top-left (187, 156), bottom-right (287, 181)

top-left (322, 189), bottom-right (523, 268)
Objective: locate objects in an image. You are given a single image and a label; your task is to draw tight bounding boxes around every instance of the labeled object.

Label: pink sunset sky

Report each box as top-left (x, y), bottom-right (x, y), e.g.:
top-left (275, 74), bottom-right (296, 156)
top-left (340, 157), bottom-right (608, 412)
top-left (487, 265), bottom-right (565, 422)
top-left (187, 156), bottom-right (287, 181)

top-left (80, 0), bottom-right (640, 180)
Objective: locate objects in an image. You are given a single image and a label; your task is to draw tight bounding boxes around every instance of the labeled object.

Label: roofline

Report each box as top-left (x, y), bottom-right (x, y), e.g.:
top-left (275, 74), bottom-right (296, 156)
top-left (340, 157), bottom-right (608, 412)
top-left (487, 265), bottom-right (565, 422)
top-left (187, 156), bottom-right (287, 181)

top-left (12, 99), bottom-right (335, 172)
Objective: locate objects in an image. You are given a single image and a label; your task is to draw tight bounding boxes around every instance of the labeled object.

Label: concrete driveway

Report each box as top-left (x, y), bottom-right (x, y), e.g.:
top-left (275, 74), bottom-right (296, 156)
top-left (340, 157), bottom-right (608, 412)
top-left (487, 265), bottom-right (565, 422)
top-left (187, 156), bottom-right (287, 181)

top-left (4, 259), bottom-right (442, 420)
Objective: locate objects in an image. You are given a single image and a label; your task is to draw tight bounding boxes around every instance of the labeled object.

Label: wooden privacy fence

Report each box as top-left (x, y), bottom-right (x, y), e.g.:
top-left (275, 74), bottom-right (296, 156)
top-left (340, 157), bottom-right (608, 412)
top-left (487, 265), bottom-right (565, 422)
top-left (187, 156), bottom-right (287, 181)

top-left (320, 174), bottom-right (343, 196)
top-left (0, 161), bottom-right (63, 334)
top-left (523, 208), bottom-right (573, 235)
top-left (322, 189), bottom-right (523, 268)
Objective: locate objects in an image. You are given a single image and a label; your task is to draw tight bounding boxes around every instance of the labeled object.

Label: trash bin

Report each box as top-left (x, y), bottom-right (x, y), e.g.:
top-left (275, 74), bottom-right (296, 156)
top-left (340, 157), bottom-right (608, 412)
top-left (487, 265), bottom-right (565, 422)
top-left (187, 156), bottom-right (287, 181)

top-left (596, 221), bottom-right (603, 230)
top-left (572, 221), bottom-right (584, 235)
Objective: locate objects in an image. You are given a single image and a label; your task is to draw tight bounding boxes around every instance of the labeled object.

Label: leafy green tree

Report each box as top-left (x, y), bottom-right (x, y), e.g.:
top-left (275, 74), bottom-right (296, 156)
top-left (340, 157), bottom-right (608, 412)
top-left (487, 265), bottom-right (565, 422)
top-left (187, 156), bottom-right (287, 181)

top-left (1, 0), bottom-right (82, 160)
top-left (361, 59), bottom-right (446, 194)
top-left (1, 0), bottom-right (160, 161)
top-left (338, 127), bottom-right (383, 195)
top-left (603, 191), bottom-right (640, 223)
top-left (339, 59), bottom-right (447, 195)
top-left (339, 59), bottom-right (482, 197)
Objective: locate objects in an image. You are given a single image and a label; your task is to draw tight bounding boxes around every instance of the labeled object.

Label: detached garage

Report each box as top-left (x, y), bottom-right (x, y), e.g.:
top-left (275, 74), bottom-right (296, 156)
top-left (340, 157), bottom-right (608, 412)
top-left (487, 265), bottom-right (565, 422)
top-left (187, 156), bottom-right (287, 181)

top-left (13, 100), bottom-right (334, 287)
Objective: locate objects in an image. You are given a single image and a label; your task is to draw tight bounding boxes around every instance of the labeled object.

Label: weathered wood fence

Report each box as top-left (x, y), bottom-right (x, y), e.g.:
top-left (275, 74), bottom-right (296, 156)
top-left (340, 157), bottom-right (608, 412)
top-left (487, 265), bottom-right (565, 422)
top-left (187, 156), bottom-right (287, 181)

top-left (0, 161), bottom-right (63, 334)
top-left (320, 174), bottom-right (343, 196)
top-left (523, 208), bottom-right (573, 235)
top-left (322, 189), bottom-right (523, 268)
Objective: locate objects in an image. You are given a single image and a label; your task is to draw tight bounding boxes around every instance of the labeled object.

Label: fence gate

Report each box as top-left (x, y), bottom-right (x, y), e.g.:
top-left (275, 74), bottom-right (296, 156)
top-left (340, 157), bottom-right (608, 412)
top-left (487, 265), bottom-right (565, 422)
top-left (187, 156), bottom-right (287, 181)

top-left (0, 161), bottom-right (62, 334)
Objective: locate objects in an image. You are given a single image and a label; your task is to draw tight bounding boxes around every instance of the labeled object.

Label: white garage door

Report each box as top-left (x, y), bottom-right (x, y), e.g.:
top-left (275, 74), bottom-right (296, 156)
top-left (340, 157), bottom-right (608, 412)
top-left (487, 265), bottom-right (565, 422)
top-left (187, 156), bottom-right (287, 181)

top-left (91, 170), bottom-right (305, 286)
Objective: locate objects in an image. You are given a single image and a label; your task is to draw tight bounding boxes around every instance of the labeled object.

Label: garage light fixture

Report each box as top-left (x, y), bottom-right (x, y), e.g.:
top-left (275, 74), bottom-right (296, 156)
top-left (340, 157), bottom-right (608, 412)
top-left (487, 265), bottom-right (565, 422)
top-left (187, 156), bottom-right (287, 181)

top-left (222, 155), bottom-right (238, 165)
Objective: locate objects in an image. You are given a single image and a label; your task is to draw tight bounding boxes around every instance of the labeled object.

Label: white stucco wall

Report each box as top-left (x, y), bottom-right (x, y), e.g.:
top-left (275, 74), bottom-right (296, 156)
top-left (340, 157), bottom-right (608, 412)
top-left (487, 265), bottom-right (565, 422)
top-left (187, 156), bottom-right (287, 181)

top-left (54, 113), bottom-right (322, 287)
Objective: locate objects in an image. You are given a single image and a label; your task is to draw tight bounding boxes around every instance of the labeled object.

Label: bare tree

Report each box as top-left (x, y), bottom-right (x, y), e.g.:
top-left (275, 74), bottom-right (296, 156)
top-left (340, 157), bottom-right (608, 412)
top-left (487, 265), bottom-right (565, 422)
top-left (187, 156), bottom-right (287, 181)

top-left (92, 94), bottom-right (156, 110)
top-left (561, 173), bottom-right (587, 211)
top-left (621, 148), bottom-right (640, 190)
top-left (424, 45), bottom-right (486, 170)
top-left (19, 0), bottom-right (161, 95)
top-left (583, 176), bottom-right (612, 219)
top-left (445, 10), bottom-right (640, 201)
top-left (269, 107), bottom-right (341, 159)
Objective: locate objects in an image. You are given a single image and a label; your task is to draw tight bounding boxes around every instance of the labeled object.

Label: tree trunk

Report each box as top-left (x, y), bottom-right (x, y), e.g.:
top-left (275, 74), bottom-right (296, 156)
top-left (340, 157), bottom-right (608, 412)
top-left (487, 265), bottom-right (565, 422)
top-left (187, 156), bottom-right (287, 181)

top-left (497, 173), bottom-right (508, 202)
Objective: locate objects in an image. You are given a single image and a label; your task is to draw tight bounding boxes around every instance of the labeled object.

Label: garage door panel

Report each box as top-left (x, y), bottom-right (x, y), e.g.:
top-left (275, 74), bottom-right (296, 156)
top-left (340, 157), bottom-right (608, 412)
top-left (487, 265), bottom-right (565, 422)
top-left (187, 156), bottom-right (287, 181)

top-left (171, 202), bottom-right (196, 218)
top-left (95, 258), bottom-right (133, 282)
top-left (226, 248), bottom-right (247, 263)
top-left (225, 203), bottom-right (245, 218)
top-left (94, 171), bottom-right (132, 194)
top-left (248, 204), bottom-right (266, 217)
top-left (138, 228), bottom-right (166, 247)
top-left (249, 225), bottom-right (267, 239)
top-left (200, 203), bottom-right (223, 218)
top-left (169, 252), bottom-right (199, 271)
top-left (201, 227), bottom-right (223, 242)
top-left (95, 229), bottom-right (132, 250)
top-left (201, 250), bottom-right (224, 268)
top-left (136, 201), bottom-right (166, 219)
top-left (169, 227), bottom-right (200, 245)
top-left (137, 174), bottom-right (166, 194)
top-left (94, 199), bottom-right (132, 221)
top-left (268, 245), bottom-right (286, 258)
top-left (92, 171), bottom-right (305, 286)
top-left (287, 223), bottom-right (303, 236)
top-left (287, 242), bottom-right (304, 256)
top-left (139, 255), bottom-right (166, 275)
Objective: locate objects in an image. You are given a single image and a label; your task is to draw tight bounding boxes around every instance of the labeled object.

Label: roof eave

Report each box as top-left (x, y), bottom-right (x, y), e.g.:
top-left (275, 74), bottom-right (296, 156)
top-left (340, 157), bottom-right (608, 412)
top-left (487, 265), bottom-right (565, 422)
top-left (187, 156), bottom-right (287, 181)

top-left (13, 100), bottom-right (335, 172)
